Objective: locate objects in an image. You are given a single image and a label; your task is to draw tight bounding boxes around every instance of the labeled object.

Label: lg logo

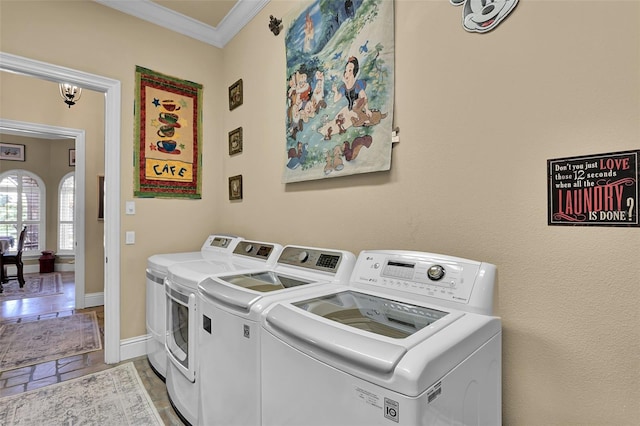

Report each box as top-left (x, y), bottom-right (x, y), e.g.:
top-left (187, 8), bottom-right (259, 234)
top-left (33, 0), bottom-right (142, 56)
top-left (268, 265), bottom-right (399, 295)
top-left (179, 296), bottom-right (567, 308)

top-left (384, 398), bottom-right (399, 423)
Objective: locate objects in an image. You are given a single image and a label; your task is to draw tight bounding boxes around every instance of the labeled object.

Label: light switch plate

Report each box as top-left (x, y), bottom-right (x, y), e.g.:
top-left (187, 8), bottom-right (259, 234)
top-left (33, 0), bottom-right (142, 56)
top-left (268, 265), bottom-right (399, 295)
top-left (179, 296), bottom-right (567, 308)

top-left (125, 201), bottom-right (135, 215)
top-left (125, 231), bottom-right (135, 245)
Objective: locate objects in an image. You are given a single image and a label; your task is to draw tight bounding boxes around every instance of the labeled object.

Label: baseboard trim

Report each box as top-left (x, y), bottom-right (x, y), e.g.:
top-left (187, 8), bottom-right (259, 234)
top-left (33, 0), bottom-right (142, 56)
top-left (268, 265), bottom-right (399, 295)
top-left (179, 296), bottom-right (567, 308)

top-left (85, 292), bottom-right (104, 308)
top-left (120, 334), bottom-right (150, 362)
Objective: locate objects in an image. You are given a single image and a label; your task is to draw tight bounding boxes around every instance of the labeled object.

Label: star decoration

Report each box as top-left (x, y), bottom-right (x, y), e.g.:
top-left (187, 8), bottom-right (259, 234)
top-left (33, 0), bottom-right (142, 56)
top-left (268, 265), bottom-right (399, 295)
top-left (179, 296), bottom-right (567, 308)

top-left (152, 98), bottom-right (160, 107)
top-left (149, 142), bottom-right (157, 151)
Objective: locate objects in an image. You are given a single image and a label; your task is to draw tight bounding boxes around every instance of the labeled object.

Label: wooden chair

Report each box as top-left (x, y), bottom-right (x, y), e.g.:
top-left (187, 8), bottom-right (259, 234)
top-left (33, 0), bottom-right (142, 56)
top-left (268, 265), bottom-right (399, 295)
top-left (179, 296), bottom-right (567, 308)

top-left (2, 226), bottom-right (27, 287)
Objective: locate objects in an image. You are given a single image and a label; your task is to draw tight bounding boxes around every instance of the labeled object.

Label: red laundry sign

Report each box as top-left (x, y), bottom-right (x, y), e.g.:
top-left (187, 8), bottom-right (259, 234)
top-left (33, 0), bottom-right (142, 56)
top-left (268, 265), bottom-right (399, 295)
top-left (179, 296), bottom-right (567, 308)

top-left (548, 150), bottom-right (639, 226)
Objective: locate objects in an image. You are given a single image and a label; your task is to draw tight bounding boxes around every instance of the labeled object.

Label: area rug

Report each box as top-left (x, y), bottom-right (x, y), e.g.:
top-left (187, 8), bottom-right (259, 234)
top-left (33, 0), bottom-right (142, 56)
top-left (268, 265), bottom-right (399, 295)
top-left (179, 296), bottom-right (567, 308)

top-left (0, 273), bottom-right (63, 301)
top-left (0, 362), bottom-right (163, 425)
top-left (0, 311), bottom-right (102, 372)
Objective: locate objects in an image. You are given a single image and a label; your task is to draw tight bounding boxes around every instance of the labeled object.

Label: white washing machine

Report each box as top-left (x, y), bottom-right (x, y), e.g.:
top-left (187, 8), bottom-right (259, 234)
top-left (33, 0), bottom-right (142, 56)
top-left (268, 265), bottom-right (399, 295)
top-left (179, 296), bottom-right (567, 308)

top-left (197, 245), bottom-right (356, 426)
top-left (146, 234), bottom-right (243, 379)
top-left (261, 250), bottom-right (501, 426)
top-left (165, 240), bottom-right (283, 426)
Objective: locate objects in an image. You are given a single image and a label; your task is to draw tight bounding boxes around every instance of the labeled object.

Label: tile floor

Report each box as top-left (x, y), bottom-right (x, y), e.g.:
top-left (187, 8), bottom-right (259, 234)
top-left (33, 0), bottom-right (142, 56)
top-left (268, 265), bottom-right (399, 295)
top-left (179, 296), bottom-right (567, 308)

top-left (0, 272), bottom-right (184, 425)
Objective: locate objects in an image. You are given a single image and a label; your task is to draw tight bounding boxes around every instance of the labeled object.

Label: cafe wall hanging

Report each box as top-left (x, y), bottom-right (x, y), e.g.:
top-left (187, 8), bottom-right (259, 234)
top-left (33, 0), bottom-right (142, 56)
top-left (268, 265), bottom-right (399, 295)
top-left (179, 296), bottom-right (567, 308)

top-left (282, 0), bottom-right (395, 183)
top-left (134, 66), bottom-right (203, 198)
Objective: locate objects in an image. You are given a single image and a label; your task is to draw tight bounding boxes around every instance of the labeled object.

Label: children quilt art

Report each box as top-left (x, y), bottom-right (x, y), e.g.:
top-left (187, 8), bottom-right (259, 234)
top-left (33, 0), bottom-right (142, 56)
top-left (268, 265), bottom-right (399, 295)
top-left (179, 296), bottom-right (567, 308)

top-left (283, 0), bottom-right (395, 183)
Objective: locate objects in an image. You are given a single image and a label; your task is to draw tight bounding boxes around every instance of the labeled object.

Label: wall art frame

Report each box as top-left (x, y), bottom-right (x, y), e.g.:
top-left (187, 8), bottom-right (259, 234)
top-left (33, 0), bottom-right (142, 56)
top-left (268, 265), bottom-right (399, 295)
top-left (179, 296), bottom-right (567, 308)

top-left (228, 175), bottom-right (243, 200)
top-left (98, 175), bottom-right (105, 221)
top-left (0, 143), bottom-right (25, 161)
top-left (229, 79), bottom-right (243, 110)
top-left (228, 127), bottom-right (243, 155)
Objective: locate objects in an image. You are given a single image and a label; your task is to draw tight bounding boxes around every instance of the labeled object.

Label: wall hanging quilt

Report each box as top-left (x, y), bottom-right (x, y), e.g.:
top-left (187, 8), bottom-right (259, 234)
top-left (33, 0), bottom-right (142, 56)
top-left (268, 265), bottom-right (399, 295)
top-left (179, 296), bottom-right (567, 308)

top-left (282, 0), bottom-right (395, 183)
top-left (134, 66), bottom-right (202, 198)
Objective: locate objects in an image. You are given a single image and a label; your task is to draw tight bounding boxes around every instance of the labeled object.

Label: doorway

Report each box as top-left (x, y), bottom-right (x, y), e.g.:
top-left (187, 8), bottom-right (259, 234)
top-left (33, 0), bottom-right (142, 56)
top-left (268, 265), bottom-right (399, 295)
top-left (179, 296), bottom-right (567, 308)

top-left (0, 120), bottom-right (86, 309)
top-left (0, 52), bottom-right (122, 364)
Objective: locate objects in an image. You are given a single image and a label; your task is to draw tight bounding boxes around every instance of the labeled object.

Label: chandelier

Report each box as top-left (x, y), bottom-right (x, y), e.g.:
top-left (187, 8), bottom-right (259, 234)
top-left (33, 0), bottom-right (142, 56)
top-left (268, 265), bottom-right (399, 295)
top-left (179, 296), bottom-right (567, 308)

top-left (59, 83), bottom-right (82, 108)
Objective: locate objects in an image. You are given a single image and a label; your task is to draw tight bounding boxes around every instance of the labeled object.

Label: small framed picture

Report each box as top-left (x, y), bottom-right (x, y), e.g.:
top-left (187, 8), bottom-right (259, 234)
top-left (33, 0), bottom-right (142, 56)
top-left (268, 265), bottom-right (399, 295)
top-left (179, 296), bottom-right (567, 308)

top-left (228, 127), bottom-right (243, 155)
top-left (228, 175), bottom-right (243, 200)
top-left (69, 148), bottom-right (76, 166)
top-left (98, 175), bottom-right (105, 221)
top-left (229, 79), bottom-right (243, 110)
top-left (0, 143), bottom-right (25, 161)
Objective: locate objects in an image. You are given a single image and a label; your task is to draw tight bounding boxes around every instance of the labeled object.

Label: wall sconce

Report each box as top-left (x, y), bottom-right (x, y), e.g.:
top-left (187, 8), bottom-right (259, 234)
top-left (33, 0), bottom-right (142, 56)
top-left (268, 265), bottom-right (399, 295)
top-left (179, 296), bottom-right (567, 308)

top-left (59, 83), bottom-right (82, 108)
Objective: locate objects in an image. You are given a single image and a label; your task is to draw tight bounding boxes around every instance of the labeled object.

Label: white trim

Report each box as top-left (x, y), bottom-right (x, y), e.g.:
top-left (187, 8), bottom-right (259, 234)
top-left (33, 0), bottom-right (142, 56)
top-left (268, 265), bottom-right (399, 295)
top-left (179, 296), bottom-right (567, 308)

top-left (85, 292), bottom-right (104, 308)
top-left (93, 0), bottom-right (269, 48)
top-left (0, 52), bottom-right (122, 364)
top-left (119, 334), bottom-right (150, 362)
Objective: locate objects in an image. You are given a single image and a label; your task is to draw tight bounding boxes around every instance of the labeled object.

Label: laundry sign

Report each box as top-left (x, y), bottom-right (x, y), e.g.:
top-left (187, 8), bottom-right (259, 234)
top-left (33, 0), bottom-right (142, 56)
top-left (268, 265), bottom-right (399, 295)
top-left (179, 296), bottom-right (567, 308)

top-left (547, 150), bottom-right (639, 226)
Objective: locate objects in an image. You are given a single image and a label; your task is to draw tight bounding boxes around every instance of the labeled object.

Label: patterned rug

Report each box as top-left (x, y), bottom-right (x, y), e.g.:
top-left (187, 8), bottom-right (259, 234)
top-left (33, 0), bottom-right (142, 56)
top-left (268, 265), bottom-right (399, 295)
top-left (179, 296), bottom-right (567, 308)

top-left (0, 362), bottom-right (163, 425)
top-left (0, 311), bottom-right (102, 372)
top-left (0, 273), bottom-right (63, 301)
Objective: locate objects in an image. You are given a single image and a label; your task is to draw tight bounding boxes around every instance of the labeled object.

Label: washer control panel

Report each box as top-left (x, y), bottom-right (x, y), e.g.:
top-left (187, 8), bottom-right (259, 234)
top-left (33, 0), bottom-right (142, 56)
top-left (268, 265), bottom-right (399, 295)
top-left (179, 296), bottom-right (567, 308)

top-left (277, 246), bottom-right (343, 273)
top-left (233, 241), bottom-right (279, 261)
top-left (352, 250), bottom-right (495, 307)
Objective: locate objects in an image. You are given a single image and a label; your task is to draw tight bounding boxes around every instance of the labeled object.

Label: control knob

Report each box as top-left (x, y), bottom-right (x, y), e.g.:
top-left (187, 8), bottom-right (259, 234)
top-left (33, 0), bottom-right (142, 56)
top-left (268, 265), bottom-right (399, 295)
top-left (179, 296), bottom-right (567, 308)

top-left (298, 251), bottom-right (309, 263)
top-left (427, 265), bottom-right (445, 281)
top-left (244, 244), bottom-right (254, 253)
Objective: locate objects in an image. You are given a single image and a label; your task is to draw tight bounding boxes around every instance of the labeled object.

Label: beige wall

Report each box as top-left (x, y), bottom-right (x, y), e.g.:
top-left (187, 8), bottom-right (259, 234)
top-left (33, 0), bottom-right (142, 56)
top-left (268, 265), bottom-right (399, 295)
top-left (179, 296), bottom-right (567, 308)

top-left (0, 133), bottom-right (75, 256)
top-left (1, 0), bottom-right (639, 424)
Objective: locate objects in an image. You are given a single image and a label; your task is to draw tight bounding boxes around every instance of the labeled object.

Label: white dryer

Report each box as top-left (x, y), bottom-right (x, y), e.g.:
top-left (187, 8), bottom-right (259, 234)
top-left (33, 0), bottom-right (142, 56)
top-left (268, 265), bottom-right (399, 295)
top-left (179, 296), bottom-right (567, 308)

top-left (261, 250), bottom-right (501, 426)
top-left (197, 245), bottom-right (356, 426)
top-left (146, 234), bottom-right (243, 379)
top-left (165, 240), bottom-right (283, 426)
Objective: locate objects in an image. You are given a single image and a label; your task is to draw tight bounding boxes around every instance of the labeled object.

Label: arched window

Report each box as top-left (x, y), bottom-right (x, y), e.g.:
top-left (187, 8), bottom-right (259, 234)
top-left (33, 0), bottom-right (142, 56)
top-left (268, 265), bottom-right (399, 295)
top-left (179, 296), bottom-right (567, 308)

top-left (58, 172), bottom-right (75, 253)
top-left (0, 170), bottom-right (46, 254)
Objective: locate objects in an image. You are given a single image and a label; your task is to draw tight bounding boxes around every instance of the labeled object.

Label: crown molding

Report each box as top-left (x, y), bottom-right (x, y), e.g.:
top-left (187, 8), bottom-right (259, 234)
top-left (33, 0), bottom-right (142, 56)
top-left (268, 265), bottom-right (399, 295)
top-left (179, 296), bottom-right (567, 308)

top-left (93, 0), bottom-right (269, 48)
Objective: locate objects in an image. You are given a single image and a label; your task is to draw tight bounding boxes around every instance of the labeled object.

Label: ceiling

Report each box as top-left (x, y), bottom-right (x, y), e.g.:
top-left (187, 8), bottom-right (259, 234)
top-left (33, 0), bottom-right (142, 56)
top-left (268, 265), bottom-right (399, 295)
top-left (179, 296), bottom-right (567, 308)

top-left (93, 0), bottom-right (270, 48)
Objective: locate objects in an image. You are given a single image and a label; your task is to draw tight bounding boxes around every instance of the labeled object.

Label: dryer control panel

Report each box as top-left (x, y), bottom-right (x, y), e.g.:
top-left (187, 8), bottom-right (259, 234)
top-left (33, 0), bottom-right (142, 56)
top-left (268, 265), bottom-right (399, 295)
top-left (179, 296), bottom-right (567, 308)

top-left (351, 250), bottom-right (497, 314)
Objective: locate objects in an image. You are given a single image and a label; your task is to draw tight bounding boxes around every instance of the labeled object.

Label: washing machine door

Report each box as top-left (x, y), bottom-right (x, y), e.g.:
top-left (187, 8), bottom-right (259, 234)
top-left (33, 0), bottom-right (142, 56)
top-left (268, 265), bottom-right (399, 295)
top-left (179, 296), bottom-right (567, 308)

top-left (165, 280), bottom-right (197, 382)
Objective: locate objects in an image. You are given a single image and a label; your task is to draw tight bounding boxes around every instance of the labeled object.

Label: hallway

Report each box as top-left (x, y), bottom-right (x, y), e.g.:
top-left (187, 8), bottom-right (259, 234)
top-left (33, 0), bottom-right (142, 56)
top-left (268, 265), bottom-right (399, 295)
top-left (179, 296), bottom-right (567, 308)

top-left (0, 272), bottom-right (182, 425)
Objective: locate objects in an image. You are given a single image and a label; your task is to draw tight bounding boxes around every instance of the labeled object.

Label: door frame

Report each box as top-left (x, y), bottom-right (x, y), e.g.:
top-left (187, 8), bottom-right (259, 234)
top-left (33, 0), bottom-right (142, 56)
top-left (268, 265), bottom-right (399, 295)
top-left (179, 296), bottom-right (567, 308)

top-left (0, 119), bottom-right (87, 309)
top-left (0, 52), bottom-right (122, 364)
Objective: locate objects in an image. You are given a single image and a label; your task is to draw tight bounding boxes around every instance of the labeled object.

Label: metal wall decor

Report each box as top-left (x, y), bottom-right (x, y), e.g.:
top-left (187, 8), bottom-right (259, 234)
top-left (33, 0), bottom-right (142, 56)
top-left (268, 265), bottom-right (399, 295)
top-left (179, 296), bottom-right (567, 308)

top-left (547, 150), bottom-right (639, 227)
top-left (269, 15), bottom-right (283, 35)
top-left (450, 0), bottom-right (518, 33)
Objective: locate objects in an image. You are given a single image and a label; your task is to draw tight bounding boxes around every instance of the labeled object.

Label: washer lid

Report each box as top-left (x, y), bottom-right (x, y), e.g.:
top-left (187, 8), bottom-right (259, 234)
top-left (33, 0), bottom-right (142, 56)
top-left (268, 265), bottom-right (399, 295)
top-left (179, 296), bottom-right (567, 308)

top-left (218, 271), bottom-right (314, 293)
top-left (292, 290), bottom-right (448, 339)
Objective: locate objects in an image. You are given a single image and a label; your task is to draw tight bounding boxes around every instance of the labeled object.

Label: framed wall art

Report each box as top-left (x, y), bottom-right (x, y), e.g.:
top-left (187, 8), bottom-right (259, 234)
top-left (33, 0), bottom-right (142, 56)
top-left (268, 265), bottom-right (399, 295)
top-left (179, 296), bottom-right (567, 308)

top-left (228, 175), bottom-right (243, 200)
top-left (69, 148), bottom-right (76, 166)
top-left (229, 79), bottom-right (243, 110)
top-left (0, 143), bottom-right (25, 161)
top-left (98, 175), bottom-right (105, 221)
top-left (229, 127), bottom-right (243, 155)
